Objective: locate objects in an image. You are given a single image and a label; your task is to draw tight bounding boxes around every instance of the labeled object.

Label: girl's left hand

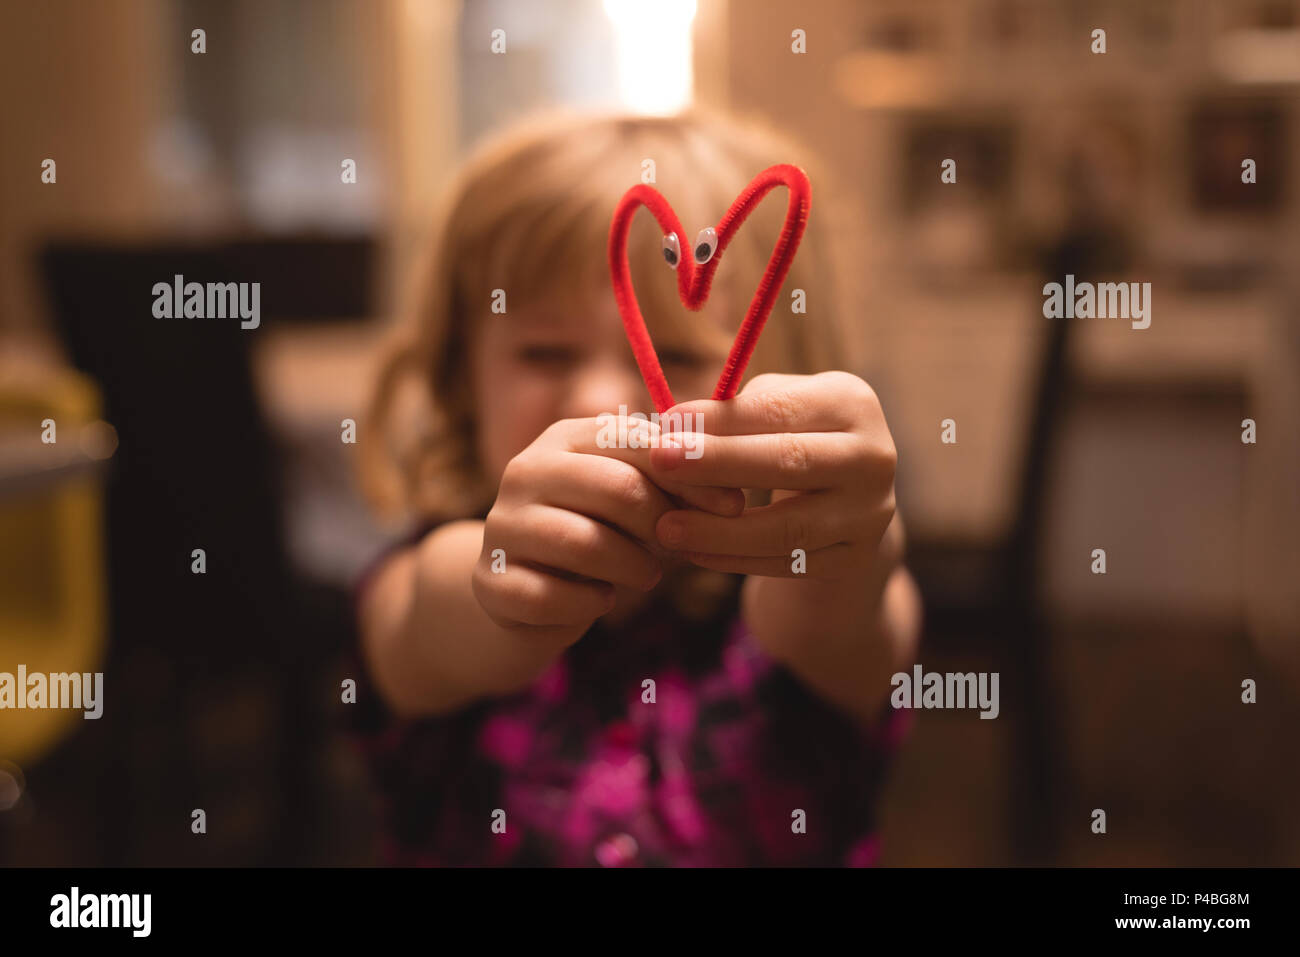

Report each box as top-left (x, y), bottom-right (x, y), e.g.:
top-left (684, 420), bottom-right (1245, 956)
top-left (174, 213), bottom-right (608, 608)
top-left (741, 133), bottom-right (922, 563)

top-left (647, 371), bottom-right (898, 581)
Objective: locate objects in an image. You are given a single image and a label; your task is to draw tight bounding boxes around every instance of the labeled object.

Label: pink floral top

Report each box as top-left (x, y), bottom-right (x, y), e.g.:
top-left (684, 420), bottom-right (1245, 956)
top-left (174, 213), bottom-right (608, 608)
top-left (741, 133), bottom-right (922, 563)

top-left (347, 522), bottom-right (914, 867)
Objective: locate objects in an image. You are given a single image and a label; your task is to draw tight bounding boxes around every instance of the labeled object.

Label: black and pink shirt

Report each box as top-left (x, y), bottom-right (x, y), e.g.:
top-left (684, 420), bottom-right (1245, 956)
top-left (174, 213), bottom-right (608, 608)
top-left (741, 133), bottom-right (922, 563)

top-left (346, 521), bottom-right (913, 867)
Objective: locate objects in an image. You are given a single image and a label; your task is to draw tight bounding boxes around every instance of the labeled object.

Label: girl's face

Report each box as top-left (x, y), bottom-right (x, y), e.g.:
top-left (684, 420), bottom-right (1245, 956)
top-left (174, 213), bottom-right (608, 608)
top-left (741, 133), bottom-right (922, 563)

top-left (470, 285), bottom-right (729, 486)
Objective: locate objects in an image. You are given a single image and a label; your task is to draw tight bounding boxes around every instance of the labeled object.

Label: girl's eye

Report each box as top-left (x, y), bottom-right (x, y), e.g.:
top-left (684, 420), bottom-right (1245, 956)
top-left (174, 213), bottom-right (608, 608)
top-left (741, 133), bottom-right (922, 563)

top-left (660, 348), bottom-right (710, 370)
top-left (518, 345), bottom-right (580, 367)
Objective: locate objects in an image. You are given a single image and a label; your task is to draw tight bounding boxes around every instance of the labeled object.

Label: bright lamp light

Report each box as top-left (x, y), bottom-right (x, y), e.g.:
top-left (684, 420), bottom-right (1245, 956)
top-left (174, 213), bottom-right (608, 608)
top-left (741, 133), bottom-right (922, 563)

top-left (603, 0), bottom-right (698, 114)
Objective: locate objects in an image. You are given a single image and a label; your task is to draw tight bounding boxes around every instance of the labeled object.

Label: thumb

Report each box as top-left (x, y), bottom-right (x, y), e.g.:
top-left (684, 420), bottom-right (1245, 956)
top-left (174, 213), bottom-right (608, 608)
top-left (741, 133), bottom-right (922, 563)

top-left (665, 482), bottom-right (745, 517)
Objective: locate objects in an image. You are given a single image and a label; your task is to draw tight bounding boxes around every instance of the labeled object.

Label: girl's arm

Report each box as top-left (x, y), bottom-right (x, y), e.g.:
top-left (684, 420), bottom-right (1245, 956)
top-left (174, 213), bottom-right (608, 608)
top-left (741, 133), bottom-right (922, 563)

top-left (357, 519), bottom-right (584, 720)
top-left (646, 371), bottom-right (921, 726)
top-left (741, 512), bottom-right (922, 725)
top-left (358, 417), bottom-right (745, 721)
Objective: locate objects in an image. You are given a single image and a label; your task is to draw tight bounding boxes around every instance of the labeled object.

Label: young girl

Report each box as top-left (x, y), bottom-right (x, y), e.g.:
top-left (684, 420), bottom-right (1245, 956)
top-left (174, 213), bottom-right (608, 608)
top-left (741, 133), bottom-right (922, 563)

top-left (350, 107), bottom-right (922, 867)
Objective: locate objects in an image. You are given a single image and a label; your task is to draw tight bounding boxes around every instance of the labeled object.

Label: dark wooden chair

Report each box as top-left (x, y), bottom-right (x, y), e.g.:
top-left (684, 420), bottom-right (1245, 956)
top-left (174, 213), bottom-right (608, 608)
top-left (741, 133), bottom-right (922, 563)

top-left (901, 224), bottom-right (1126, 864)
top-left (35, 234), bottom-right (376, 865)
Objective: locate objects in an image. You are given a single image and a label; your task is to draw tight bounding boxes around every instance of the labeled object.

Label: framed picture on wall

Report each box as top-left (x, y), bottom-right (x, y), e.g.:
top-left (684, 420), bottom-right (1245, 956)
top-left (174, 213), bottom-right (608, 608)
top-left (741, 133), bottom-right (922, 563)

top-left (899, 116), bottom-right (1015, 215)
top-left (1187, 97), bottom-right (1287, 214)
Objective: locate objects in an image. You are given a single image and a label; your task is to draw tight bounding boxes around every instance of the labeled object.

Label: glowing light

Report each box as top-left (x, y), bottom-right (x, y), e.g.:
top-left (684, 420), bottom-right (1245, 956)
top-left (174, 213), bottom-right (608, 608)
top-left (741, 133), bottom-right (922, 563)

top-left (603, 0), bottom-right (697, 115)
top-left (1213, 29), bottom-right (1300, 84)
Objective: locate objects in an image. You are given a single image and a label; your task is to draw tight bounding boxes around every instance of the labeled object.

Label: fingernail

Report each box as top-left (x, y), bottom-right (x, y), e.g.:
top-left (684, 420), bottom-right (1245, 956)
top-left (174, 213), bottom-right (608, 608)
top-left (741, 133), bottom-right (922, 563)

top-left (654, 436), bottom-right (685, 470)
top-left (661, 406), bottom-right (684, 432)
top-left (659, 515), bottom-right (684, 546)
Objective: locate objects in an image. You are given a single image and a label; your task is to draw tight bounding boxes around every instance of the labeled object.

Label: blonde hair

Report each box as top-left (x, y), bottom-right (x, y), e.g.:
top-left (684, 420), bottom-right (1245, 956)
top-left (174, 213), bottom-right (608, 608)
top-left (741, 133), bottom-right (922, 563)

top-left (361, 105), bottom-right (849, 525)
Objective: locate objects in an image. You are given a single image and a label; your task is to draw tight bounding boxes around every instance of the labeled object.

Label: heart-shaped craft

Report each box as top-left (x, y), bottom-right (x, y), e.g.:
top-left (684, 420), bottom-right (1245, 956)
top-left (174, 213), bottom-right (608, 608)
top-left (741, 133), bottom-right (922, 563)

top-left (607, 163), bottom-right (811, 415)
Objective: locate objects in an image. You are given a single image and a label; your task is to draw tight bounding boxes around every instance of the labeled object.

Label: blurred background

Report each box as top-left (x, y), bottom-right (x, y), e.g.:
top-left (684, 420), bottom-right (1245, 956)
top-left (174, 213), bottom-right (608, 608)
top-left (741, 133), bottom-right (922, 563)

top-left (1, 0), bottom-right (1297, 866)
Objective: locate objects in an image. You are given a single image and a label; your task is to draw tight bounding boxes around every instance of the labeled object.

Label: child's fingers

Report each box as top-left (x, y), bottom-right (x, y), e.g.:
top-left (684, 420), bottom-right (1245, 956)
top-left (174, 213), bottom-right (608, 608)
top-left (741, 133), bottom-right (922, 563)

top-left (654, 491), bottom-right (882, 557)
top-left (508, 504), bottom-right (663, 591)
top-left (648, 431), bottom-right (880, 491)
top-left (660, 483), bottom-right (746, 517)
top-left (678, 542), bottom-right (863, 581)
top-left (473, 559), bottom-right (615, 628)
top-left (503, 450), bottom-right (673, 546)
top-left (548, 418), bottom-right (744, 516)
top-left (661, 372), bottom-right (865, 437)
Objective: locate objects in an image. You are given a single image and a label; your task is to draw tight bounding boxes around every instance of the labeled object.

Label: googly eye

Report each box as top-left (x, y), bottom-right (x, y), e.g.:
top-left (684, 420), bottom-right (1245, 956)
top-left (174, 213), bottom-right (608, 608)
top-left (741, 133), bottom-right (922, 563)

top-left (693, 227), bottom-right (718, 264)
top-left (662, 232), bottom-right (681, 268)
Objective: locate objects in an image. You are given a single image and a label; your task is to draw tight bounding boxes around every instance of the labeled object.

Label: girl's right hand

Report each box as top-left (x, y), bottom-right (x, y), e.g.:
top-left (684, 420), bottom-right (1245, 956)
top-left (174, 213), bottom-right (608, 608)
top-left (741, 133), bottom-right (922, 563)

top-left (472, 416), bottom-right (742, 636)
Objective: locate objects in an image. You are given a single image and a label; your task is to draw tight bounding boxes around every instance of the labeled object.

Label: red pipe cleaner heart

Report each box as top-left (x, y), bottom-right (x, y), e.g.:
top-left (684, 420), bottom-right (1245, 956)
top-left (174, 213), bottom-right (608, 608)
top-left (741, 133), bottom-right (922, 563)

top-left (607, 163), bottom-right (811, 415)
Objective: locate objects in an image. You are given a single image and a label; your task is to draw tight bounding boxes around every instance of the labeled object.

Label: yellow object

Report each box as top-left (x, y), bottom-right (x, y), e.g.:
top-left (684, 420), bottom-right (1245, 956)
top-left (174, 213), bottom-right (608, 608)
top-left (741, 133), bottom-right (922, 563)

top-left (0, 368), bottom-right (108, 766)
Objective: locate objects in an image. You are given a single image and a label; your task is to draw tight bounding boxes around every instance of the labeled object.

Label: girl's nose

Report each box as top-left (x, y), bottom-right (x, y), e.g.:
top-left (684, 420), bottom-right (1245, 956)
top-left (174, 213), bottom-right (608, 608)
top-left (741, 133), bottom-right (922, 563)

top-left (560, 354), bottom-right (648, 421)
